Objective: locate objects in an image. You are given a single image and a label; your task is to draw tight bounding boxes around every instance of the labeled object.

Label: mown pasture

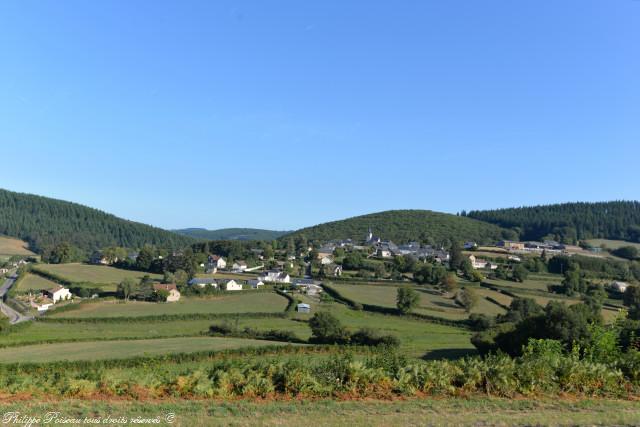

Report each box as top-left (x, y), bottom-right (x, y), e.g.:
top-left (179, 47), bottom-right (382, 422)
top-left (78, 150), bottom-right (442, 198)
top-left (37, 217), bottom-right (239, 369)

top-left (48, 292), bottom-right (290, 318)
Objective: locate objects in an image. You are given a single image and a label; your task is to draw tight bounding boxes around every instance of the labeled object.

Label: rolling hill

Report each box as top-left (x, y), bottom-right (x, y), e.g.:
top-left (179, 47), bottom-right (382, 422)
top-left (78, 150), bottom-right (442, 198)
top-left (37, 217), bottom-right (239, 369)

top-left (466, 201), bottom-right (640, 243)
top-left (0, 188), bottom-right (194, 253)
top-left (173, 228), bottom-right (290, 241)
top-left (284, 210), bottom-right (515, 244)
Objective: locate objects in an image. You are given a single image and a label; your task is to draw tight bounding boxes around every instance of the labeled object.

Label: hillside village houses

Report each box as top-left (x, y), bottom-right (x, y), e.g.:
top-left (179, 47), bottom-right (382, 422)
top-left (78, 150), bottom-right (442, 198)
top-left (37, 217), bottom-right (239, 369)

top-left (29, 286), bottom-right (72, 312)
top-left (153, 283), bottom-right (181, 302)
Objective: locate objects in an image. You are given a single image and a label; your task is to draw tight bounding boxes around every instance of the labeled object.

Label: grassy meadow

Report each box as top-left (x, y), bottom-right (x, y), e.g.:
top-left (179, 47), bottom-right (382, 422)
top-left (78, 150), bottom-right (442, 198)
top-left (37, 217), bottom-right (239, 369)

top-left (0, 235), bottom-right (34, 256)
top-left (34, 263), bottom-right (162, 287)
top-left (48, 292), bottom-right (289, 318)
top-left (14, 272), bottom-right (59, 291)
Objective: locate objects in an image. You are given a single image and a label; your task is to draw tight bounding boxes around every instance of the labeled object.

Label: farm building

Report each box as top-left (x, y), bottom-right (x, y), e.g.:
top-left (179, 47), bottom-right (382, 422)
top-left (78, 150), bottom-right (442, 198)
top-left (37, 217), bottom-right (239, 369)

top-left (297, 303), bottom-right (311, 313)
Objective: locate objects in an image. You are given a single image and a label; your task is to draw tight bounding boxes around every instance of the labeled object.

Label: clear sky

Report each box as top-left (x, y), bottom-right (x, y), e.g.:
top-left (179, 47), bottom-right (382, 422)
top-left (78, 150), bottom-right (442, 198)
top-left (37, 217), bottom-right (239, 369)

top-left (0, 1), bottom-right (638, 231)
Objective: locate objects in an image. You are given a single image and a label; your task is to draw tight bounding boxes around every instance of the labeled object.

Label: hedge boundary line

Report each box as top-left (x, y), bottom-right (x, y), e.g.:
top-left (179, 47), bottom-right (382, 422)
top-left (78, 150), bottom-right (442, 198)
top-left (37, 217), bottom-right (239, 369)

top-left (39, 311), bottom-right (290, 324)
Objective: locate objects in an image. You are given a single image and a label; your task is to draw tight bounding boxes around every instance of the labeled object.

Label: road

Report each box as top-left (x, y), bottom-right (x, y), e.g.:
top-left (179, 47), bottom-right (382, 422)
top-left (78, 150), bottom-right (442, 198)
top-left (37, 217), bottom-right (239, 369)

top-left (0, 271), bottom-right (33, 324)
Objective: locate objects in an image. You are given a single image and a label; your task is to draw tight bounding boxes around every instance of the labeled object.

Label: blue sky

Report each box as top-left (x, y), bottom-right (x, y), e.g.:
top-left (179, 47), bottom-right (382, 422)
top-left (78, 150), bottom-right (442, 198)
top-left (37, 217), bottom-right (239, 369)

top-left (0, 1), bottom-right (638, 230)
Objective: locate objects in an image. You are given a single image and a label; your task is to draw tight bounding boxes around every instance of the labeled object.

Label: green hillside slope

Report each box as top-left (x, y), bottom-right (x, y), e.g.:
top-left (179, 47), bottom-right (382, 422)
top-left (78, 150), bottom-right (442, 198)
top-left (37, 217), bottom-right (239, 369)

top-left (0, 188), bottom-right (193, 253)
top-left (174, 228), bottom-right (290, 241)
top-left (466, 201), bottom-right (640, 243)
top-left (284, 210), bottom-right (514, 244)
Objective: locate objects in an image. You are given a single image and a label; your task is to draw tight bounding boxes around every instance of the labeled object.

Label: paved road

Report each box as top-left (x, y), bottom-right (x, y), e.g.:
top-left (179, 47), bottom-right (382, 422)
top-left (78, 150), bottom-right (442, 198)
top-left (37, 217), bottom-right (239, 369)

top-left (0, 272), bottom-right (33, 324)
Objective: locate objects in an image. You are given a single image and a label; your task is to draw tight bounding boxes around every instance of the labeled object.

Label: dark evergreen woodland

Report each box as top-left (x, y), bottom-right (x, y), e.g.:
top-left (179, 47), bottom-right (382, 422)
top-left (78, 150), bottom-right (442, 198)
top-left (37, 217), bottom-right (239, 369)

top-left (0, 188), bottom-right (193, 253)
top-left (466, 201), bottom-right (640, 243)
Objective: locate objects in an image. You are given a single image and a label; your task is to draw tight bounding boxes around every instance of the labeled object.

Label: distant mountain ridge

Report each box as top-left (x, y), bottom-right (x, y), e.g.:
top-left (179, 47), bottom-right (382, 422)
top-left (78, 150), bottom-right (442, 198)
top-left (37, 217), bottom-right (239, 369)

top-left (173, 228), bottom-right (291, 241)
top-left (283, 210), bottom-right (515, 245)
top-left (0, 188), bottom-right (194, 253)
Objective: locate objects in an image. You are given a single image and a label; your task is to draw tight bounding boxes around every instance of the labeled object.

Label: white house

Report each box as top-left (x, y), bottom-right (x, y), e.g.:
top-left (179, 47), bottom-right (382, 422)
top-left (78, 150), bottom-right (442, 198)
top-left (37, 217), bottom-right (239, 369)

top-left (611, 281), bottom-right (629, 293)
top-left (232, 261), bottom-right (248, 272)
top-left (188, 278), bottom-right (218, 288)
top-left (209, 255), bottom-right (227, 269)
top-left (259, 270), bottom-right (290, 283)
top-left (221, 280), bottom-right (243, 291)
top-left (247, 279), bottom-right (264, 289)
top-left (377, 248), bottom-right (392, 258)
top-left (46, 286), bottom-right (72, 303)
top-left (468, 255), bottom-right (497, 270)
top-left (320, 256), bottom-right (334, 265)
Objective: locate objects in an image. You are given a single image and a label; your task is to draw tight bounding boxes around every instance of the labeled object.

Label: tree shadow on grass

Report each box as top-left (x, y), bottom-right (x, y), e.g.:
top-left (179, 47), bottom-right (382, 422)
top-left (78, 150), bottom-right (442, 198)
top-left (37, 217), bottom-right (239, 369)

top-left (421, 348), bottom-right (477, 361)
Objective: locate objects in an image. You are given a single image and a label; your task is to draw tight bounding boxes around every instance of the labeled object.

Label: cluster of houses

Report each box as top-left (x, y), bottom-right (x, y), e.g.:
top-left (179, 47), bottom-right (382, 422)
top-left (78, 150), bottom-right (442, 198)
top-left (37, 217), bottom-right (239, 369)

top-left (496, 240), bottom-right (567, 254)
top-left (0, 258), bottom-right (29, 275)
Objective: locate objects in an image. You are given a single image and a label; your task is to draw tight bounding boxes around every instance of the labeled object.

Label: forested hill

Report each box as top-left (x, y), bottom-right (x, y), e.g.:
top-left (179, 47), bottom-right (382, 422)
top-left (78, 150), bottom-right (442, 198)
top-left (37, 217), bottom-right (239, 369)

top-left (174, 228), bottom-right (290, 241)
top-left (284, 210), bottom-right (515, 244)
top-left (466, 201), bottom-right (640, 243)
top-left (0, 189), bottom-right (194, 253)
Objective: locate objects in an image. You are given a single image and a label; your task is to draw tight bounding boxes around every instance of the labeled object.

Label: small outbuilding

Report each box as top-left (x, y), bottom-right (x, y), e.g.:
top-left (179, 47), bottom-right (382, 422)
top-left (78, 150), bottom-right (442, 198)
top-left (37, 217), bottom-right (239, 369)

top-left (297, 303), bottom-right (311, 313)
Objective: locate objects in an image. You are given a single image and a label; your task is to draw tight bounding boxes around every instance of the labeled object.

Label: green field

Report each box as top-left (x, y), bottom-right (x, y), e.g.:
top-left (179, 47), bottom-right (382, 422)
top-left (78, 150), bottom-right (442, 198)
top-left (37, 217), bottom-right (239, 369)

top-left (1, 398), bottom-right (634, 427)
top-left (49, 292), bottom-right (289, 318)
top-left (327, 282), bottom-right (504, 320)
top-left (14, 273), bottom-right (59, 292)
top-left (586, 238), bottom-right (640, 250)
top-left (0, 336), bottom-right (293, 363)
top-left (0, 235), bottom-right (34, 256)
top-left (34, 263), bottom-right (162, 287)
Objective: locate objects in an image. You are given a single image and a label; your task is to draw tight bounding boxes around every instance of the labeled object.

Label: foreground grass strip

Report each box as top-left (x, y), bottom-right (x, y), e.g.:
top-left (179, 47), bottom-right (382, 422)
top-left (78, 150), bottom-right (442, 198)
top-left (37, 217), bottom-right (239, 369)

top-left (0, 398), bottom-right (638, 426)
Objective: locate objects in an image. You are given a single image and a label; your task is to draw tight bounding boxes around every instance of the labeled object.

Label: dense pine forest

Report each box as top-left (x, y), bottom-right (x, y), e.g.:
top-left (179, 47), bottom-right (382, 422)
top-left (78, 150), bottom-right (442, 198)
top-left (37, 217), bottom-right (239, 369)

top-left (284, 210), bottom-right (515, 244)
top-left (466, 201), bottom-right (640, 243)
top-left (0, 189), bottom-right (193, 254)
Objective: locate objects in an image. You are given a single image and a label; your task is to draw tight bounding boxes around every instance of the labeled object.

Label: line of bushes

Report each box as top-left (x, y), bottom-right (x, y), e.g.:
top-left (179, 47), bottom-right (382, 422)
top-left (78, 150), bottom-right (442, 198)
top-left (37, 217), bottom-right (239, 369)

top-left (0, 342), bottom-right (638, 400)
top-left (276, 289), bottom-right (299, 313)
top-left (321, 283), bottom-right (470, 328)
top-left (208, 323), bottom-right (305, 344)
